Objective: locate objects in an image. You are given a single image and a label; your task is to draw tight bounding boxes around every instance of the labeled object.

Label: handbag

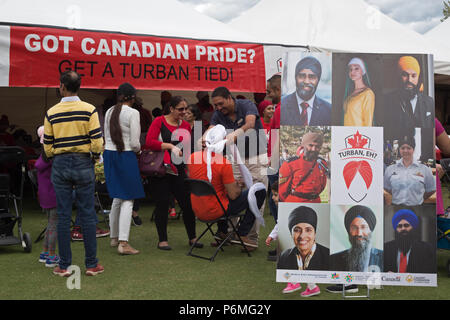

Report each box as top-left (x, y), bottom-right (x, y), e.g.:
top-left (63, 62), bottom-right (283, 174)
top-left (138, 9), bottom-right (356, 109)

top-left (138, 149), bottom-right (166, 177)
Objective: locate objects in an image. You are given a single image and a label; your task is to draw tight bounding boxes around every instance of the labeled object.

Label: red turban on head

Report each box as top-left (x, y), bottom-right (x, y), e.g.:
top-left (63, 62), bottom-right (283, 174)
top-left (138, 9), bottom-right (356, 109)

top-left (257, 100), bottom-right (272, 118)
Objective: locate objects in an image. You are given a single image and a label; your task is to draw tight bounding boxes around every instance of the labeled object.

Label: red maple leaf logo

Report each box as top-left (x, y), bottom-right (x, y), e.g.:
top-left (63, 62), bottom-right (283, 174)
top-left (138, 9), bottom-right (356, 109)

top-left (347, 131), bottom-right (368, 149)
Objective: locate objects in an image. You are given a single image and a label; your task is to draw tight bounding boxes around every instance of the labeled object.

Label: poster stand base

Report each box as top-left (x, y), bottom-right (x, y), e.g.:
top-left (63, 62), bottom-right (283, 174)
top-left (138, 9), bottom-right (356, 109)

top-left (342, 285), bottom-right (372, 299)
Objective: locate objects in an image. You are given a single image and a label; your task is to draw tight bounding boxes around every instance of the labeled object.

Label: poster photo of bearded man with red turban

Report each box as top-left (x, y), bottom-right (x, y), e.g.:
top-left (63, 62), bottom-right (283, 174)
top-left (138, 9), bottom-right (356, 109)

top-left (278, 127), bottom-right (331, 203)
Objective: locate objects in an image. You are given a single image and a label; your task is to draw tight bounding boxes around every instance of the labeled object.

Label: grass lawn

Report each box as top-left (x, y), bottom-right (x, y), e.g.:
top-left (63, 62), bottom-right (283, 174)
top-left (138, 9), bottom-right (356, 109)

top-left (0, 190), bottom-right (449, 300)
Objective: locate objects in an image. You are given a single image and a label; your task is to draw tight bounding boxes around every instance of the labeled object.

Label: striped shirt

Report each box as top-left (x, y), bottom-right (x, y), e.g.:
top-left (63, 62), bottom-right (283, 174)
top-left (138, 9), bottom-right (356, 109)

top-left (44, 96), bottom-right (104, 158)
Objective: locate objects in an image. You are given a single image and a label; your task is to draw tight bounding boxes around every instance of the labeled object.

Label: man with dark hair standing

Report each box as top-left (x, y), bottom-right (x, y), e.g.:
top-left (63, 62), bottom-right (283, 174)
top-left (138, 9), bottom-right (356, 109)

top-left (281, 56), bottom-right (331, 126)
top-left (208, 86), bottom-right (268, 249)
top-left (327, 205), bottom-right (383, 293)
top-left (44, 70), bottom-right (104, 277)
top-left (384, 208), bottom-right (435, 273)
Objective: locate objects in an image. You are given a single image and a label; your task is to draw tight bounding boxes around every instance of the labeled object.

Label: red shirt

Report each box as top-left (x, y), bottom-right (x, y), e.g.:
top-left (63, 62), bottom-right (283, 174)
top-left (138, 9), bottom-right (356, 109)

top-left (145, 116), bottom-right (191, 174)
top-left (278, 156), bottom-right (327, 203)
top-left (188, 151), bottom-right (235, 220)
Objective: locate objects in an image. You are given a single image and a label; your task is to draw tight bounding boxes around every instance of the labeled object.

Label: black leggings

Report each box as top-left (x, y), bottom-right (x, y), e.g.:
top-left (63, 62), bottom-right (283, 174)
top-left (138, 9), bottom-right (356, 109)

top-left (151, 172), bottom-right (196, 242)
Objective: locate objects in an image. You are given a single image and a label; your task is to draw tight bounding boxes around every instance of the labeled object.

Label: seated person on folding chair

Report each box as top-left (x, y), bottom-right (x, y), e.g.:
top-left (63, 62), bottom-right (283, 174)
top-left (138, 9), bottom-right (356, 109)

top-left (188, 125), bottom-right (266, 252)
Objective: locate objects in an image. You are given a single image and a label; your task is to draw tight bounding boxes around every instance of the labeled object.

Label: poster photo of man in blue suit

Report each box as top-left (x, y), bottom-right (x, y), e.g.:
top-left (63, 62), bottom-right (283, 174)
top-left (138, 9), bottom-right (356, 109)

top-left (281, 54), bottom-right (332, 126)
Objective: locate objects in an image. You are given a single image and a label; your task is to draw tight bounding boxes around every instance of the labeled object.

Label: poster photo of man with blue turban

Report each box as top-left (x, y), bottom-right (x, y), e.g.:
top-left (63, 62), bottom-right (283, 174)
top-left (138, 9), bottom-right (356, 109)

top-left (384, 207), bottom-right (436, 274)
top-left (281, 52), bottom-right (332, 126)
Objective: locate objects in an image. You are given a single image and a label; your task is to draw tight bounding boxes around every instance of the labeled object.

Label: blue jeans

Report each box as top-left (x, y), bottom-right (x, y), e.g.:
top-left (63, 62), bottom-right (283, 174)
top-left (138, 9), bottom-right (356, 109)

top-left (74, 189), bottom-right (99, 226)
top-left (51, 153), bottom-right (98, 269)
top-left (218, 189), bottom-right (266, 236)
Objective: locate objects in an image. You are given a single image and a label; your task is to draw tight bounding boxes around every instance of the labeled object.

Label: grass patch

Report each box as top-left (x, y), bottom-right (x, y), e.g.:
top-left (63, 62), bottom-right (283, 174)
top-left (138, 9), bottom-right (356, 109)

top-left (0, 195), bottom-right (449, 300)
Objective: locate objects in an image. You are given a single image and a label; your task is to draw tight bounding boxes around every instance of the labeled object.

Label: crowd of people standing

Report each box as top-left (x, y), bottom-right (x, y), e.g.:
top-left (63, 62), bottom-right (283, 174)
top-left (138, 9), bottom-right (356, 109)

top-left (33, 70), bottom-right (278, 278)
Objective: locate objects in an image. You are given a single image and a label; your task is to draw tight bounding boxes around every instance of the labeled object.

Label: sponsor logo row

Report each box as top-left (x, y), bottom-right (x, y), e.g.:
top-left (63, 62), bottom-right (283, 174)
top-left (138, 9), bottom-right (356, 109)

top-left (280, 271), bottom-right (436, 286)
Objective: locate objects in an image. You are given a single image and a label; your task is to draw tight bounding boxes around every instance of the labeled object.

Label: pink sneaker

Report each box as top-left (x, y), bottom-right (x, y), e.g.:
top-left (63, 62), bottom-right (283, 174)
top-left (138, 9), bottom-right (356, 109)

top-left (282, 282), bottom-right (301, 294)
top-left (169, 208), bottom-right (177, 217)
top-left (301, 285), bottom-right (321, 297)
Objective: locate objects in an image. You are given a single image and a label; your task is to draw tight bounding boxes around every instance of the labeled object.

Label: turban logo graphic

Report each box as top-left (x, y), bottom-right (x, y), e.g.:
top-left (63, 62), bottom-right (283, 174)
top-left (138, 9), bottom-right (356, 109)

top-left (343, 160), bottom-right (373, 202)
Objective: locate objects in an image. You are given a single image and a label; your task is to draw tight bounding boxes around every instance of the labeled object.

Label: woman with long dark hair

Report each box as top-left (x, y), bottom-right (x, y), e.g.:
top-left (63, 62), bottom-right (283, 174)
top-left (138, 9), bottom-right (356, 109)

top-left (145, 96), bottom-right (201, 250)
top-left (103, 83), bottom-right (144, 255)
top-left (343, 57), bottom-right (375, 126)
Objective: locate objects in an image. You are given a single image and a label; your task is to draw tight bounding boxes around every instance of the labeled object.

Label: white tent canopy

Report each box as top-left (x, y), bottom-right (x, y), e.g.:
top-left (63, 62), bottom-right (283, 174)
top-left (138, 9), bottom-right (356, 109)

top-left (424, 19), bottom-right (450, 83)
top-left (228, 0), bottom-right (450, 76)
top-left (424, 18), bottom-right (450, 49)
top-left (0, 0), bottom-right (258, 43)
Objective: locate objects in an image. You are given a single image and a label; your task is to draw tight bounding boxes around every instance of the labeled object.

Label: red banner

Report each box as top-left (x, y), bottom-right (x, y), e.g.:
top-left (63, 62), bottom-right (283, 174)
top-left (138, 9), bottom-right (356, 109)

top-left (9, 26), bottom-right (266, 92)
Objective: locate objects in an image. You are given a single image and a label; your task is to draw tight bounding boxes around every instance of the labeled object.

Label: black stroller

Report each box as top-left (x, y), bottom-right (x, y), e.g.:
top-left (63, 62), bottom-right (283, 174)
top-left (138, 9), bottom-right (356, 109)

top-left (0, 146), bottom-right (32, 252)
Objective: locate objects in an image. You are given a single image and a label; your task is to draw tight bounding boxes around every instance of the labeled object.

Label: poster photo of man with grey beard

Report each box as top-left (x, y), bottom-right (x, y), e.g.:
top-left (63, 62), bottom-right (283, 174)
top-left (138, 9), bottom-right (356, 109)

top-left (329, 205), bottom-right (383, 272)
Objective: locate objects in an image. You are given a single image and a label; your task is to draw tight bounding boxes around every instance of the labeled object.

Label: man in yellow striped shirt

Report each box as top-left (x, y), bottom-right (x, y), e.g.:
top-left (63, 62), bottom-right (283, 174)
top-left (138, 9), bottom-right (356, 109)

top-left (44, 70), bottom-right (105, 277)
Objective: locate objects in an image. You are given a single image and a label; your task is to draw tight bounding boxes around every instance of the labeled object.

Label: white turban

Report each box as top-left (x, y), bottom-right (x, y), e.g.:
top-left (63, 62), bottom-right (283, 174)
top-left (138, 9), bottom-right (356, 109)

top-left (206, 125), bottom-right (264, 225)
top-left (205, 125), bottom-right (228, 182)
top-left (348, 57), bottom-right (366, 75)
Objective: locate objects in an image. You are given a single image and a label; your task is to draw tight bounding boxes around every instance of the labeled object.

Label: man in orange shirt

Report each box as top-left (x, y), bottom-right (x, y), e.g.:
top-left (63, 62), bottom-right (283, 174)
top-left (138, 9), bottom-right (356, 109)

top-left (188, 126), bottom-right (266, 250)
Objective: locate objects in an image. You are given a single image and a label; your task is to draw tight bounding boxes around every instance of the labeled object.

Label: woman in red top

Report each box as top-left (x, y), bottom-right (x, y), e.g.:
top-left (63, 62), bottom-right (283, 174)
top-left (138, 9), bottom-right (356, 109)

top-left (258, 101), bottom-right (274, 142)
top-left (145, 96), bottom-right (201, 250)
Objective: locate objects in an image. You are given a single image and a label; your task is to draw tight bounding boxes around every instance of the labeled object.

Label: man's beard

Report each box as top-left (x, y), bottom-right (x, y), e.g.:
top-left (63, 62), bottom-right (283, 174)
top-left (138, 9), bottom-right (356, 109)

top-left (296, 83), bottom-right (317, 101)
top-left (347, 232), bottom-right (372, 272)
top-left (400, 82), bottom-right (418, 101)
top-left (303, 150), bottom-right (319, 162)
top-left (394, 229), bottom-right (419, 254)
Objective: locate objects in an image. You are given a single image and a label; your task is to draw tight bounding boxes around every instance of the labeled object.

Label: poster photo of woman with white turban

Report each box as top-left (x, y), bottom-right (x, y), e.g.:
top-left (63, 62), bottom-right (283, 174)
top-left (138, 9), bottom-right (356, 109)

top-left (332, 53), bottom-right (383, 127)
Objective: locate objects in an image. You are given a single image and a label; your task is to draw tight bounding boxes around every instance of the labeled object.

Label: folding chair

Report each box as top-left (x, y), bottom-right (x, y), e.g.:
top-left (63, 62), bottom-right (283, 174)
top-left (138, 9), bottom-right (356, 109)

top-left (184, 178), bottom-right (252, 261)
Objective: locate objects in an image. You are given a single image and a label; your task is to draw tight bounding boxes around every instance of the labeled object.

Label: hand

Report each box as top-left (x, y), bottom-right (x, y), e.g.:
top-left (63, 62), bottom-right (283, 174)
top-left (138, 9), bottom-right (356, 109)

top-left (265, 236), bottom-right (273, 246)
top-left (225, 132), bottom-right (236, 145)
top-left (236, 179), bottom-right (245, 189)
top-left (436, 163), bottom-right (444, 179)
top-left (171, 145), bottom-right (182, 157)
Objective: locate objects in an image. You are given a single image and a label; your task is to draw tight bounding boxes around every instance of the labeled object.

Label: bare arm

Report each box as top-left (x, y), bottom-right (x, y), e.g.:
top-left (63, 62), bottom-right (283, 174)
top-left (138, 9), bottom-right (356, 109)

top-left (437, 131), bottom-right (450, 158)
top-left (225, 181), bottom-right (241, 200)
top-left (226, 115), bottom-right (256, 144)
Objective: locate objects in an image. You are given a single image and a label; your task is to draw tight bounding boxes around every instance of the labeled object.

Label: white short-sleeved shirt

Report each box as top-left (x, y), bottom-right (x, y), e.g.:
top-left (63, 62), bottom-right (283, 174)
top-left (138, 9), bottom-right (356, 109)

top-left (384, 160), bottom-right (436, 206)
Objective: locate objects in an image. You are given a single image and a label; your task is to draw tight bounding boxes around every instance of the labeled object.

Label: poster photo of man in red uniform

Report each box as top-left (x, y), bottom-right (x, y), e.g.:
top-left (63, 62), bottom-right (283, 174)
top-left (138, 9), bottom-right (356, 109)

top-left (278, 126), bottom-right (331, 203)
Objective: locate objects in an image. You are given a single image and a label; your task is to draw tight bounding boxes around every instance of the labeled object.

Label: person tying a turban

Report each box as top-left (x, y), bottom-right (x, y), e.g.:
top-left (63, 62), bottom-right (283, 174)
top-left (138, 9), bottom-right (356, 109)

top-left (188, 125), bottom-right (266, 252)
top-left (384, 208), bottom-right (435, 274)
top-left (281, 55), bottom-right (331, 126)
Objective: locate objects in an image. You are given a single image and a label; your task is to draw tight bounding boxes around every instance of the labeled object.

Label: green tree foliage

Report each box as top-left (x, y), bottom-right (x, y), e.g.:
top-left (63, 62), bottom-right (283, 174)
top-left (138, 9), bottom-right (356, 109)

top-left (442, 0), bottom-right (450, 22)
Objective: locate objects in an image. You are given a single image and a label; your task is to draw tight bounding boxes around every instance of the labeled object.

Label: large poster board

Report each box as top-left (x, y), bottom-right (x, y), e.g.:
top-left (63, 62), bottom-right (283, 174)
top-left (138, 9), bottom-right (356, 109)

top-left (276, 51), bottom-right (437, 287)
